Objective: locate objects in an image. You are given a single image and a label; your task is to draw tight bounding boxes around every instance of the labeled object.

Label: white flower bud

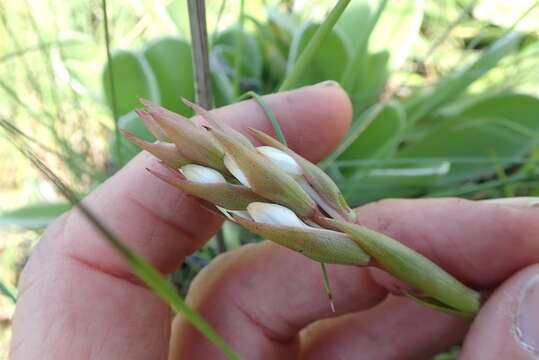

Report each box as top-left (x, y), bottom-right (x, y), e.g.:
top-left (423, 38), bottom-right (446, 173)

top-left (224, 153), bottom-right (251, 187)
top-left (180, 164), bottom-right (226, 184)
top-left (256, 146), bottom-right (303, 177)
top-left (247, 202), bottom-right (308, 228)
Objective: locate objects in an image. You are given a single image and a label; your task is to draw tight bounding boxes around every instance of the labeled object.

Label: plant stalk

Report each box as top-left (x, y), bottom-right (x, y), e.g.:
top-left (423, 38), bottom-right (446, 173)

top-left (187, 0), bottom-right (213, 109)
top-left (279, 0), bottom-right (351, 91)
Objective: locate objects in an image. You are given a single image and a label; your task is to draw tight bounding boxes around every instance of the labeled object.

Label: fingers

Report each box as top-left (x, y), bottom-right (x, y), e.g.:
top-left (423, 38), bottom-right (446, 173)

top-left (10, 83), bottom-right (352, 360)
top-left (300, 296), bottom-right (469, 360)
top-left (357, 198), bottom-right (539, 288)
top-left (171, 198), bottom-right (539, 359)
top-left (170, 242), bottom-right (386, 360)
top-left (459, 264), bottom-right (539, 359)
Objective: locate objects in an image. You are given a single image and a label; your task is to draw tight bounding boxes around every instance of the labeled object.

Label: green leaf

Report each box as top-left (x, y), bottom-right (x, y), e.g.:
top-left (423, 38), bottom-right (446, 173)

top-left (0, 279), bottom-right (17, 303)
top-left (212, 45), bottom-right (261, 85)
top-left (343, 160), bottom-right (450, 205)
top-left (369, 0), bottom-right (424, 69)
top-left (103, 50), bottom-right (160, 117)
top-left (405, 32), bottom-right (522, 123)
top-left (340, 102), bottom-right (405, 165)
top-left (0, 202), bottom-right (71, 227)
top-left (211, 66), bottom-right (235, 108)
top-left (59, 36), bottom-right (103, 98)
top-left (397, 93), bottom-right (539, 183)
top-left (143, 37), bottom-right (195, 116)
top-left (336, 0), bottom-right (374, 55)
top-left (213, 26), bottom-right (263, 79)
top-left (348, 50), bottom-right (390, 111)
top-left (166, 0), bottom-right (191, 37)
top-left (286, 23), bottom-right (349, 87)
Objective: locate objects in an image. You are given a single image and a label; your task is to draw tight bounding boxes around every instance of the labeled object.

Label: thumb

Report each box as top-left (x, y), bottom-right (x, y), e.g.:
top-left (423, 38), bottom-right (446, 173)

top-left (460, 264), bottom-right (539, 359)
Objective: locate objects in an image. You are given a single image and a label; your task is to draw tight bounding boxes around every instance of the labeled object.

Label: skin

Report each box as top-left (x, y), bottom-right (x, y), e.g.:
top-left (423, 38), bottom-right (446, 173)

top-left (10, 83), bottom-right (539, 359)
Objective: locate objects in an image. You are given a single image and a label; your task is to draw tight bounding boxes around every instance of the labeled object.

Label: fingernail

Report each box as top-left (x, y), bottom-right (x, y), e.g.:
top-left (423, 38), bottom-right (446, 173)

top-left (482, 197), bottom-right (539, 208)
top-left (516, 275), bottom-right (539, 355)
top-left (314, 80), bottom-right (340, 87)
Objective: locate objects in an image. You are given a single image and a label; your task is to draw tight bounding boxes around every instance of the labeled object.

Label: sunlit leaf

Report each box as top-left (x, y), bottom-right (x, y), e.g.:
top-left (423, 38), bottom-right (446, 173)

top-left (0, 202), bottom-right (71, 227)
top-left (287, 23), bottom-right (349, 86)
top-left (143, 37), bottom-right (195, 116)
top-left (398, 93), bottom-right (539, 183)
top-left (103, 50), bottom-right (160, 117)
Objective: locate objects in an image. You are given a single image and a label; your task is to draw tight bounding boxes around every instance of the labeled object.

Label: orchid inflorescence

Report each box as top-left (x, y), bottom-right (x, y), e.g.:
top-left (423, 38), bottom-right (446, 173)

top-left (123, 98), bottom-right (481, 319)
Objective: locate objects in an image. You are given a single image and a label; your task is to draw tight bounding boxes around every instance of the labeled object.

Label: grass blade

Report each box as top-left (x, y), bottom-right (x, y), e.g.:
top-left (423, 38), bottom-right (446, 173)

top-left (102, 0), bottom-right (122, 166)
top-left (279, 0), bottom-right (351, 91)
top-left (1, 124), bottom-right (243, 360)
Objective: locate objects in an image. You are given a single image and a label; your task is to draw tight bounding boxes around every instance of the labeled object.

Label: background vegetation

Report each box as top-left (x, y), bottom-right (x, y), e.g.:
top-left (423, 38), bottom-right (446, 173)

top-left (1, 0), bottom-right (539, 358)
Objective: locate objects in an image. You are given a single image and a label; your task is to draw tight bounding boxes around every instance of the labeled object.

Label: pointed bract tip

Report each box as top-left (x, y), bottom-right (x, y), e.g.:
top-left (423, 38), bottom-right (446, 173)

top-left (121, 129), bottom-right (142, 142)
top-left (180, 97), bottom-right (197, 108)
top-left (138, 97), bottom-right (156, 107)
top-left (120, 128), bottom-right (133, 138)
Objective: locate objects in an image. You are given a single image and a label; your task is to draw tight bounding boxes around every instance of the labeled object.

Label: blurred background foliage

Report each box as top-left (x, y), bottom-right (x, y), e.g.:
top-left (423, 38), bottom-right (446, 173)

top-left (1, 0), bottom-right (539, 357)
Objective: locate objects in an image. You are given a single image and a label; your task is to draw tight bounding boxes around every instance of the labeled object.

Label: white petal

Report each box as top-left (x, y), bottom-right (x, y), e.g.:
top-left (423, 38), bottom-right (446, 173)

top-left (256, 146), bottom-right (303, 177)
top-left (247, 202), bottom-right (307, 228)
top-left (180, 164), bottom-right (226, 184)
top-left (224, 154), bottom-right (251, 187)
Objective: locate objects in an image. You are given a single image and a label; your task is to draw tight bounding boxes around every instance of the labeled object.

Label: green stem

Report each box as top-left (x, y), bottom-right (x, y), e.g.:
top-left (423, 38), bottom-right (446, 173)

top-left (239, 91), bottom-right (287, 145)
top-left (233, 0), bottom-right (246, 98)
top-left (0, 278), bottom-right (17, 303)
top-left (279, 0), bottom-right (351, 91)
top-left (187, 0), bottom-right (213, 109)
top-left (102, 0), bottom-right (122, 166)
top-left (4, 135), bottom-right (242, 360)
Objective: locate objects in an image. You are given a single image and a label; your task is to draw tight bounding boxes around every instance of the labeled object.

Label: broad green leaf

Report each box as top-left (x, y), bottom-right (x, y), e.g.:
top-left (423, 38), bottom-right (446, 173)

top-left (53, 35), bottom-right (103, 98)
top-left (211, 61), bottom-right (235, 107)
top-left (103, 50), bottom-right (160, 117)
top-left (343, 160), bottom-right (450, 205)
top-left (286, 23), bottom-right (349, 87)
top-left (266, 7), bottom-right (301, 35)
top-left (166, 0), bottom-right (191, 37)
top-left (336, 0), bottom-right (374, 55)
top-left (369, 0), bottom-right (424, 69)
top-left (397, 93), bottom-right (539, 183)
top-left (336, 0), bottom-right (390, 111)
top-left (405, 32), bottom-right (521, 123)
top-left (0, 202), bottom-right (71, 227)
top-left (212, 45), bottom-right (261, 86)
top-left (143, 37), bottom-right (195, 116)
top-left (339, 102), bottom-right (405, 171)
top-left (213, 26), bottom-right (263, 80)
top-left (348, 50), bottom-right (390, 113)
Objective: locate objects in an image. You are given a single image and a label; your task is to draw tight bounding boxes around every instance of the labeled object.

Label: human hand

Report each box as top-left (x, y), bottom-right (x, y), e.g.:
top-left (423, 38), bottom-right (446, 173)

top-left (10, 83), bottom-right (539, 359)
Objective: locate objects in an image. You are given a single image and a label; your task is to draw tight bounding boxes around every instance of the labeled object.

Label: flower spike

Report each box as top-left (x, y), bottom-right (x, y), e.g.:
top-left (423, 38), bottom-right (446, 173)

top-left (249, 127), bottom-right (356, 222)
top-left (210, 127), bottom-right (317, 218)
